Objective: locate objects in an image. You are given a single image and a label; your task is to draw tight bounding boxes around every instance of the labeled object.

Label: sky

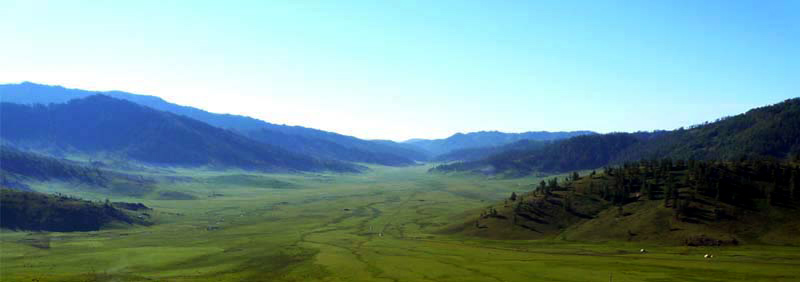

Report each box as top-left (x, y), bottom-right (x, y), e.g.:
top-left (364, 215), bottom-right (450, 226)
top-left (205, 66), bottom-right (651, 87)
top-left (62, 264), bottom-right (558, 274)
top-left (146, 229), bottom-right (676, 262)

top-left (1, 1), bottom-right (798, 141)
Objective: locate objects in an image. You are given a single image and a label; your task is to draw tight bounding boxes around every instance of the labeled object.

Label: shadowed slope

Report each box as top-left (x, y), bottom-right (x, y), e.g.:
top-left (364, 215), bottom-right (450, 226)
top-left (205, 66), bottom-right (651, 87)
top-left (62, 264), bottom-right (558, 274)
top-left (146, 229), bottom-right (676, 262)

top-left (0, 96), bottom-right (361, 172)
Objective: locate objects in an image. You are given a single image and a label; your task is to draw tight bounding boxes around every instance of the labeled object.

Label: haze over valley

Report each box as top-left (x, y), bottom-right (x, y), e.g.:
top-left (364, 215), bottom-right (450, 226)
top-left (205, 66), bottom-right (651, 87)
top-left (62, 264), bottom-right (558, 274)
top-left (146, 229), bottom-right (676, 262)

top-left (2, 1), bottom-right (799, 281)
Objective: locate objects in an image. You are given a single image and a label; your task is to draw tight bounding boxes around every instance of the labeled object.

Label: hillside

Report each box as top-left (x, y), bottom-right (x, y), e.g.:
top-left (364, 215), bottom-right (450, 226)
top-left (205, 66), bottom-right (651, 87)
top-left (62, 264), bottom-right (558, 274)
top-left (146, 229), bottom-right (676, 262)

top-left (0, 188), bottom-right (150, 232)
top-left (435, 98), bottom-right (800, 176)
top-left (405, 130), bottom-right (594, 156)
top-left (0, 146), bottom-right (156, 195)
top-left (446, 159), bottom-right (800, 245)
top-left (433, 133), bottom-right (649, 175)
top-left (246, 129), bottom-right (418, 166)
top-left (0, 82), bottom-right (427, 165)
top-left (0, 95), bottom-right (361, 172)
top-left (616, 98), bottom-right (800, 161)
top-left (433, 139), bottom-right (550, 162)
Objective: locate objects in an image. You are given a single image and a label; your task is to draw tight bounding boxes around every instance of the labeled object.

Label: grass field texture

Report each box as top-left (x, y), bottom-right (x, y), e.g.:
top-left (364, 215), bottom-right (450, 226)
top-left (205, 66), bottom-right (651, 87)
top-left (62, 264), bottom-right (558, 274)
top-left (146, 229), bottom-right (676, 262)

top-left (2, 165), bottom-right (799, 281)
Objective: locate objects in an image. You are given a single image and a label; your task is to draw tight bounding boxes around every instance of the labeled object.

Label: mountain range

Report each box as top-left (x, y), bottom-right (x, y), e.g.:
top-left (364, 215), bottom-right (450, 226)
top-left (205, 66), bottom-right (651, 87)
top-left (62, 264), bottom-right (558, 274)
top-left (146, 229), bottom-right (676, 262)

top-left (1, 95), bottom-right (361, 172)
top-left (0, 82), bottom-right (427, 166)
top-left (0, 82), bottom-right (592, 168)
top-left (405, 130), bottom-right (594, 156)
top-left (435, 98), bottom-right (800, 176)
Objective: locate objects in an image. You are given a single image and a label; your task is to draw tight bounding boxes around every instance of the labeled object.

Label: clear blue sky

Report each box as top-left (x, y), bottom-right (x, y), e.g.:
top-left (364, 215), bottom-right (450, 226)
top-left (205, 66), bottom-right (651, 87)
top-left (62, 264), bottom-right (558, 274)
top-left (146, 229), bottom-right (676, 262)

top-left (1, 1), bottom-right (798, 141)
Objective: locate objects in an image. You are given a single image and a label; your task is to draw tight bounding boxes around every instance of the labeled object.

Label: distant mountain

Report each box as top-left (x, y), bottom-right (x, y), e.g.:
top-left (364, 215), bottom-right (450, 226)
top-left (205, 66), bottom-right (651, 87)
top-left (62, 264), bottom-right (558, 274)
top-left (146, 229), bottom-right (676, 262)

top-left (0, 95), bottom-right (361, 172)
top-left (434, 98), bottom-right (800, 176)
top-left (244, 129), bottom-right (417, 166)
top-left (433, 139), bottom-right (551, 162)
top-left (434, 133), bottom-right (645, 176)
top-left (406, 130), bottom-right (595, 156)
top-left (0, 82), bottom-right (428, 165)
top-left (0, 82), bottom-right (279, 131)
top-left (252, 125), bottom-right (430, 163)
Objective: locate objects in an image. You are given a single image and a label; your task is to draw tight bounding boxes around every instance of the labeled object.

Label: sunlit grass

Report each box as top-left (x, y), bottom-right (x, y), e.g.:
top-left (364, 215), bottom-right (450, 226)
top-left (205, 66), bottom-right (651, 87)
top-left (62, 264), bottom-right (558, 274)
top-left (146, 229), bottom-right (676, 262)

top-left (2, 165), bottom-right (799, 281)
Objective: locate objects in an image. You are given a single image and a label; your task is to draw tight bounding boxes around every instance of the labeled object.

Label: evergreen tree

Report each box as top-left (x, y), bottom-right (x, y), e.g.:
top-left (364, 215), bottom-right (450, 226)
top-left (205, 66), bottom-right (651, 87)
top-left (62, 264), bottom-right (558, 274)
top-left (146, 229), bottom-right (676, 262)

top-left (664, 182), bottom-right (674, 207)
top-left (791, 169), bottom-right (797, 201)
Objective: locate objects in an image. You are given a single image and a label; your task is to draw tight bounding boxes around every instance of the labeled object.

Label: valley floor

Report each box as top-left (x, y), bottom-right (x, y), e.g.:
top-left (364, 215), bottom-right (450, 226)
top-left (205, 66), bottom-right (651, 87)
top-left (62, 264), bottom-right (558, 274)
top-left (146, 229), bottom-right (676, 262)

top-left (2, 165), bottom-right (799, 281)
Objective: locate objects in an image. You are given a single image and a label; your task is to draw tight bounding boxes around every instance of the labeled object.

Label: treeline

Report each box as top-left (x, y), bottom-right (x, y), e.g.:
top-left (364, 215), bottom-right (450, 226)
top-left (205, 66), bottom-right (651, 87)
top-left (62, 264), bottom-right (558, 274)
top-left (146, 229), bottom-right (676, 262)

top-left (434, 98), bottom-right (800, 176)
top-left (1, 146), bottom-right (110, 186)
top-left (434, 139), bottom-right (550, 162)
top-left (534, 158), bottom-right (799, 221)
top-left (1, 146), bottom-right (156, 195)
top-left (619, 98), bottom-right (800, 161)
top-left (462, 158), bottom-right (800, 244)
top-left (0, 188), bottom-right (141, 231)
top-left (435, 133), bottom-right (647, 175)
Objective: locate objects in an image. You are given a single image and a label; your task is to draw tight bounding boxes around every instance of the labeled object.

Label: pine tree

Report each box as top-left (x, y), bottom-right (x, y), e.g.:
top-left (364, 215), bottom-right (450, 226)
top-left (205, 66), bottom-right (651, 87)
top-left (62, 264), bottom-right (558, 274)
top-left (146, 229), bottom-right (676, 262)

top-left (664, 183), bottom-right (673, 208)
top-left (791, 169), bottom-right (797, 201)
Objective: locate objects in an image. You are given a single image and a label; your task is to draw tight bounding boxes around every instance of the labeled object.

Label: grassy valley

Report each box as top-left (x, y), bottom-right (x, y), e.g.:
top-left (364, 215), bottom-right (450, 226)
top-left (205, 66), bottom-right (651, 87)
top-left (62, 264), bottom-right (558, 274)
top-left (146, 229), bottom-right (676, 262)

top-left (3, 1), bottom-right (799, 280)
top-left (2, 96), bottom-right (800, 281)
top-left (2, 166), bottom-right (799, 281)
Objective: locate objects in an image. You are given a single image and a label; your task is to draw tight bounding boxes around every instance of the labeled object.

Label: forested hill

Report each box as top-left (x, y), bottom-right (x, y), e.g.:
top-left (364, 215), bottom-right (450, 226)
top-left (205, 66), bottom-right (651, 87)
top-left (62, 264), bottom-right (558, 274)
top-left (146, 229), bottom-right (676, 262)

top-left (616, 98), bottom-right (800, 161)
top-left (0, 96), bottom-right (361, 172)
top-left (433, 133), bottom-right (653, 176)
top-left (0, 82), bottom-right (427, 165)
top-left (448, 159), bottom-right (800, 245)
top-left (0, 146), bottom-right (156, 195)
top-left (433, 139), bottom-right (550, 162)
top-left (434, 98), bottom-right (800, 176)
top-left (0, 188), bottom-right (148, 232)
top-left (245, 129), bottom-right (418, 166)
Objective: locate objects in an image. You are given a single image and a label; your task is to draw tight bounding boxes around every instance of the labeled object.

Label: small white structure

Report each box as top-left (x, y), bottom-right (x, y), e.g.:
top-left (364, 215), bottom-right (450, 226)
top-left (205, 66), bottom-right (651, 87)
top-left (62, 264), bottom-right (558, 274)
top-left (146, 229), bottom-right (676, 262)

top-left (704, 254), bottom-right (714, 259)
top-left (640, 249), bottom-right (647, 254)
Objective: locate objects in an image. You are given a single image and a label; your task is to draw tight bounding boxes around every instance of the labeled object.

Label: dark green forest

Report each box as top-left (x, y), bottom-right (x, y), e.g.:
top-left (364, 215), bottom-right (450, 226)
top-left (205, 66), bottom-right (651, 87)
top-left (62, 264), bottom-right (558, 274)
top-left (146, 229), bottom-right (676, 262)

top-left (466, 158), bottom-right (800, 244)
top-left (0, 188), bottom-right (147, 232)
top-left (0, 146), bottom-right (156, 195)
top-left (433, 139), bottom-right (551, 162)
top-left (435, 98), bottom-right (800, 176)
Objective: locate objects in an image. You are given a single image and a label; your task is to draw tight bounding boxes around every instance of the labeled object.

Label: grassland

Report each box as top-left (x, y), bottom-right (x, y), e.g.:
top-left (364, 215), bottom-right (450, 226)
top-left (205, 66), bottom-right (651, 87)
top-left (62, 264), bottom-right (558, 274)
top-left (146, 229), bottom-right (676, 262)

top-left (2, 165), bottom-right (799, 281)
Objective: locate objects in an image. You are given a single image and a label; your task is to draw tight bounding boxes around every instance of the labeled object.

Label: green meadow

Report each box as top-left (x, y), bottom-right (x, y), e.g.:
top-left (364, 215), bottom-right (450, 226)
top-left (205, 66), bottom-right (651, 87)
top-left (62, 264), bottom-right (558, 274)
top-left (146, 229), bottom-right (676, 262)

top-left (2, 165), bottom-right (799, 282)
